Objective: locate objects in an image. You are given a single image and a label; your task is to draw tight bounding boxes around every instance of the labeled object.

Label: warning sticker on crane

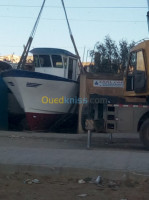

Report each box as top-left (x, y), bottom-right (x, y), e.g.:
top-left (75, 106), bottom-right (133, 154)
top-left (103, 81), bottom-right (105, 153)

top-left (93, 80), bottom-right (124, 88)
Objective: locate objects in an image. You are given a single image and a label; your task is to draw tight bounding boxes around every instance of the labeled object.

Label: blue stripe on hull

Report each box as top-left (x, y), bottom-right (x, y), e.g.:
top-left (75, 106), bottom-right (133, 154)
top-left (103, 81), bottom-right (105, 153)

top-left (1, 69), bottom-right (78, 83)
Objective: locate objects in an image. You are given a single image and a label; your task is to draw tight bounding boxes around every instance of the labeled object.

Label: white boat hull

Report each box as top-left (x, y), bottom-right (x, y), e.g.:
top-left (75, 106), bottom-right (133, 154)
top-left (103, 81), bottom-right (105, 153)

top-left (2, 70), bottom-right (78, 130)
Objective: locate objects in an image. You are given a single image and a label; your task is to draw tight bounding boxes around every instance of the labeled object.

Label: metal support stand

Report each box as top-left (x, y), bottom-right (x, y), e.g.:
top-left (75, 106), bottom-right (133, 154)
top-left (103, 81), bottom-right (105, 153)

top-left (109, 133), bottom-right (113, 144)
top-left (87, 130), bottom-right (92, 149)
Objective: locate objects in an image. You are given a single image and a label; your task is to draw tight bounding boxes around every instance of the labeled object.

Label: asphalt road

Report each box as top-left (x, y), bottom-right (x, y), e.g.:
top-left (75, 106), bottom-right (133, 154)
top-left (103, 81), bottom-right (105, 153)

top-left (0, 131), bottom-right (149, 174)
top-left (0, 131), bottom-right (144, 151)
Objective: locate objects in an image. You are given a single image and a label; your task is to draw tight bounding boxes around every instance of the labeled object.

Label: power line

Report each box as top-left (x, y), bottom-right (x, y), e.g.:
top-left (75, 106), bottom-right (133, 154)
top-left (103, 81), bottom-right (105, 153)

top-left (0, 15), bottom-right (146, 23)
top-left (0, 44), bottom-right (86, 49)
top-left (50, 6), bottom-right (147, 9)
top-left (0, 5), bottom-right (147, 9)
top-left (43, 18), bottom-right (146, 23)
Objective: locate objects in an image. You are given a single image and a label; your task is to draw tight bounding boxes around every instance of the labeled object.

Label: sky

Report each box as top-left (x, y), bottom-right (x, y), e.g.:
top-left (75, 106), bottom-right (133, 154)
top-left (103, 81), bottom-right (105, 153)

top-left (0, 0), bottom-right (148, 62)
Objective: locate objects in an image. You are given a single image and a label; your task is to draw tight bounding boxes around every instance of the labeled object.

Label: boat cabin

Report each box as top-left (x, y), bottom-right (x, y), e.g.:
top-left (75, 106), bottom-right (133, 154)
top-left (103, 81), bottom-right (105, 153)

top-left (30, 48), bottom-right (79, 81)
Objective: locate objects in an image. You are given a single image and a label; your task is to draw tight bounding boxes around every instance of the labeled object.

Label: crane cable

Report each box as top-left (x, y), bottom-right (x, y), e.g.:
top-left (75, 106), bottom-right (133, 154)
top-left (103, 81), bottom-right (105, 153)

top-left (17, 0), bottom-right (46, 69)
top-left (61, 0), bottom-right (85, 74)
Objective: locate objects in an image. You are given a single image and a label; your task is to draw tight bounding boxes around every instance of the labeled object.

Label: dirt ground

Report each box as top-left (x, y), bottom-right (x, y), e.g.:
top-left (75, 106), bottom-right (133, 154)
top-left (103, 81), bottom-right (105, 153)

top-left (0, 172), bottom-right (149, 200)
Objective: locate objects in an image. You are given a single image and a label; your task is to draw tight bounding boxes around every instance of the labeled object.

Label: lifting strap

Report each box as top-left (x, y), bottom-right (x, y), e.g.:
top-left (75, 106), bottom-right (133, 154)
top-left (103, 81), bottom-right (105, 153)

top-left (61, 0), bottom-right (86, 74)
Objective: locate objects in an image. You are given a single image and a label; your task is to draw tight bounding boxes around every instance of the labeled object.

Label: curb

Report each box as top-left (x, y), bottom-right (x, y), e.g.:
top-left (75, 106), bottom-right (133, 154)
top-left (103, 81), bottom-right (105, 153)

top-left (0, 164), bottom-right (149, 181)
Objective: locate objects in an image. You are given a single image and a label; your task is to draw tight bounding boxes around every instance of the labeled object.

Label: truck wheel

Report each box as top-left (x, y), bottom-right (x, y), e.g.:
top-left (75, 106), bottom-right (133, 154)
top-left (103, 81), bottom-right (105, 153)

top-left (140, 119), bottom-right (149, 150)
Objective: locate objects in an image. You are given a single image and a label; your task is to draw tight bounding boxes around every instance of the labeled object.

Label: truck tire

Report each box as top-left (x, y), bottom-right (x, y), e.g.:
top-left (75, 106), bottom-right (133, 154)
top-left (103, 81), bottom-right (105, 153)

top-left (140, 119), bottom-right (149, 150)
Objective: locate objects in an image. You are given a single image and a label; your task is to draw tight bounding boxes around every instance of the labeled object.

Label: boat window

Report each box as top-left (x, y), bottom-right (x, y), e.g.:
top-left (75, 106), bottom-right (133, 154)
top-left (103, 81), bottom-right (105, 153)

top-left (39, 55), bottom-right (52, 67)
top-left (136, 51), bottom-right (145, 71)
top-left (52, 55), bottom-right (63, 68)
top-left (63, 57), bottom-right (67, 69)
top-left (68, 58), bottom-right (73, 79)
top-left (73, 59), bottom-right (77, 80)
top-left (34, 55), bottom-right (40, 67)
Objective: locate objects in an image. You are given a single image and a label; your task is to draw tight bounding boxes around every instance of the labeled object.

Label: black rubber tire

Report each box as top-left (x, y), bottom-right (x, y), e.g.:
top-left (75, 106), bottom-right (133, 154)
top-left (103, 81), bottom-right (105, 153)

top-left (140, 119), bottom-right (149, 150)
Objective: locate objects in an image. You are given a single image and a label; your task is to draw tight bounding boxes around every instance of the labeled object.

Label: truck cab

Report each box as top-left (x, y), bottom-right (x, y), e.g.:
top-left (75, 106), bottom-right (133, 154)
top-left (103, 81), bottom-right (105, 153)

top-left (124, 40), bottom-right (149, 97)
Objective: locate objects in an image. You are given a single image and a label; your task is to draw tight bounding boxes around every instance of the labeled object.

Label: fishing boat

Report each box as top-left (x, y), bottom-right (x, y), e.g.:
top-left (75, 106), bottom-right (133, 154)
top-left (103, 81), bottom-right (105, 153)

top-left (1, 0), bottom-right (85, 131)
top-left (2, 48), bottom-right (79, 131)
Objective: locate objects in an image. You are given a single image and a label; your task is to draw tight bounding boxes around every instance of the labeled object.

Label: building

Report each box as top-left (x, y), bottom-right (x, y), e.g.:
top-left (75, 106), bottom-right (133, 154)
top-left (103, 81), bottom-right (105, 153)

top-left (0, 55), bottom-right (33, 64)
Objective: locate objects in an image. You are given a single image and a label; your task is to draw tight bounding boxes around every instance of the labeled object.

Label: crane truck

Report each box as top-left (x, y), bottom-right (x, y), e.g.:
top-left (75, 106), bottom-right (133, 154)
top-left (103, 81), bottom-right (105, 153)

top-left (80, 1), bottom-right (149, 149)
top-left (80, 39), bottom-right (149, 149)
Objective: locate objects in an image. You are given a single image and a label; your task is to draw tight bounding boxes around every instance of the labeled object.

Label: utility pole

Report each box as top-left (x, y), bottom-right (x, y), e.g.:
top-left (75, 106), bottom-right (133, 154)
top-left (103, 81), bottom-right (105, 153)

top-left (147, 0), bottom-right (149, 32)
top-left (82, 46), bottom-right (86, 63)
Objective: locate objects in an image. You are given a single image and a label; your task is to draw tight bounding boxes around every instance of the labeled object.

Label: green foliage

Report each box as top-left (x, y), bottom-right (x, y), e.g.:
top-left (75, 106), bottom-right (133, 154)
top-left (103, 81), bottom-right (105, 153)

top-left (90, 35), bottom-right (135, 74)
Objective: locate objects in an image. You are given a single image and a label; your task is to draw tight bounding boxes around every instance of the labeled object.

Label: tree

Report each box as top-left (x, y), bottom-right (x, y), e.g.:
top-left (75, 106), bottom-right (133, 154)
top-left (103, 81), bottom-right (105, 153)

top-left (90, 35), bottom-right (135, 74)
top-left (119, 39), bottom-right (135, 73)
